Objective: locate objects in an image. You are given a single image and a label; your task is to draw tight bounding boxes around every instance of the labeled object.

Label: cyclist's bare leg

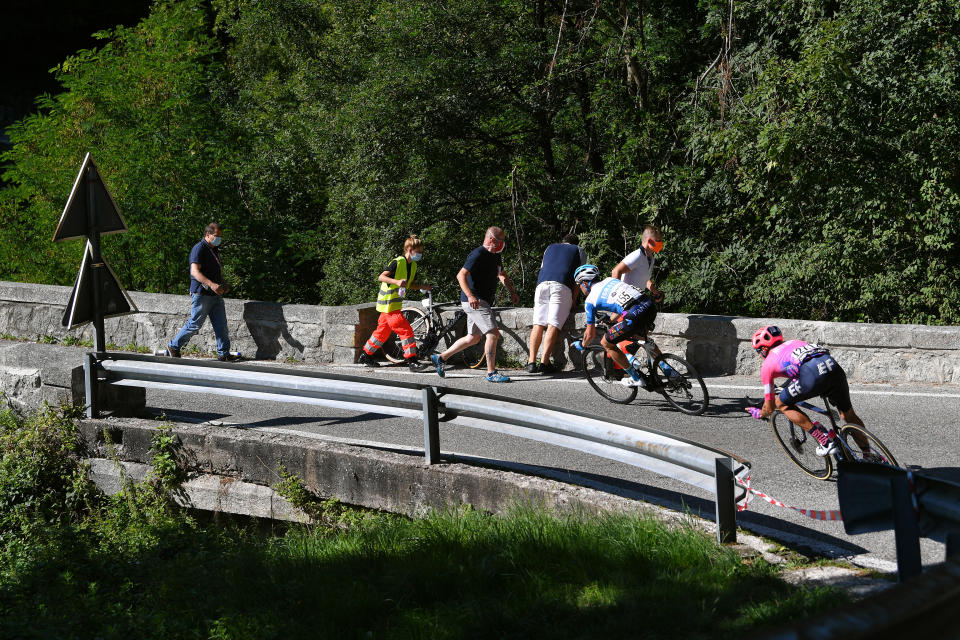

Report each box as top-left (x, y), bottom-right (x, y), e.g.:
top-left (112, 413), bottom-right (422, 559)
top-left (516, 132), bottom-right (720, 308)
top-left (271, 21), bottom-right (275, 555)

top-left (775, 396), bottom-right (815, 431)
top-left (600, 335), bottom-right (630, 369)
top-left (839, 407), bottom-right (865, 428)
top-left (483, 329), bottom-right (500, 374)
top-left (440, 331), bottom-right (482, 362)
top-left (839, 406), bottom-right (871, 450)
top-left (526, 324), bottom-right (544, 365)
top-left (540, 325), bottom-right (561, 365)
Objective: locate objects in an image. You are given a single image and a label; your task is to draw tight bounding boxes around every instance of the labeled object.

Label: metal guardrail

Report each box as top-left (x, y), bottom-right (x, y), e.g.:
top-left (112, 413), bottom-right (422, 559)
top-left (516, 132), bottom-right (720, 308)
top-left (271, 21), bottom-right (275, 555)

top-left (838, 460), bottom-right (960, 581)
top-left (84, 352), bottom-right (751, 542)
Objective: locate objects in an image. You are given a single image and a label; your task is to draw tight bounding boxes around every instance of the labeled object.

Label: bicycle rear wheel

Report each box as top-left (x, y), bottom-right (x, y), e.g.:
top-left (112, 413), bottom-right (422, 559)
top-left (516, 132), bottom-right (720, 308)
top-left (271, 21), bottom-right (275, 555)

top-left (769, 411), bottom-right (833, 480)
top-left (441, 310), bottom-right (485, 368)
top-left (838, 424), bottom-right (899, 467)
top-left (383, 307), bottom-right (430, 363)
top-left (582, 346), bottom-right (637, 404)
top-left (458, 342), bottom-right (487, 369)
top-left (651, 354), bottom-right (709, 416)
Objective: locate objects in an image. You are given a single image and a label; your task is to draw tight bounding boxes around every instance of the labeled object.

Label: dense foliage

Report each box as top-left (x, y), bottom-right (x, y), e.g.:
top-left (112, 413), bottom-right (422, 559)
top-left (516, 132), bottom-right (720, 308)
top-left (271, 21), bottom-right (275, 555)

top-left (1, 0), bottom-right (958, 322)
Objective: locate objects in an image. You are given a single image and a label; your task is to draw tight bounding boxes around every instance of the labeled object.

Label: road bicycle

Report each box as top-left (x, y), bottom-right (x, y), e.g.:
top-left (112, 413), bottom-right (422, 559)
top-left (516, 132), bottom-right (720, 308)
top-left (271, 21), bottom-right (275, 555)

top-left (580, 321), bottom-right (709, 415)
top-left (382, 291), bottom-right (485, 368)
top-left (763, 390), bottom-right (899, 480)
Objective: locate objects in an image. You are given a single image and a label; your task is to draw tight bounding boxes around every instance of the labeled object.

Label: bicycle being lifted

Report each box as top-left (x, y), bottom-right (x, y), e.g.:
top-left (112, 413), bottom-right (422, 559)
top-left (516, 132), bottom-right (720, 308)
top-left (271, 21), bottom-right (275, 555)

top-left (571, 264), bottom-right (709, 416)
top-left (382, 291), bottom-right (486, 368)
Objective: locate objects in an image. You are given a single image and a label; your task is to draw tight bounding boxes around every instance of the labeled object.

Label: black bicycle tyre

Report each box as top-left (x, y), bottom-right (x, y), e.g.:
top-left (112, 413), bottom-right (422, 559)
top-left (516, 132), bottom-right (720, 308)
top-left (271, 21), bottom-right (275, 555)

top-left (838, 424), bottom-right (900, 468)
top-left (651, 353), bottom-right (709, 416)
top-left (383, 307), bottom-right (430, 363)
top-left (582, 346), bottom-right (638, 404)
top-left (769, 411), bottom-right (833, 480)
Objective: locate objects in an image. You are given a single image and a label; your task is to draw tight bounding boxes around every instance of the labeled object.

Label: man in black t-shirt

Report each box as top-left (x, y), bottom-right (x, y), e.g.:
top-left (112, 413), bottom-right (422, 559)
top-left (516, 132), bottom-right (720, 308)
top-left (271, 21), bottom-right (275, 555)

top-left (166, 222), bottom-right (238, 361)
top-left (429, 226), bottom-right (519, 383)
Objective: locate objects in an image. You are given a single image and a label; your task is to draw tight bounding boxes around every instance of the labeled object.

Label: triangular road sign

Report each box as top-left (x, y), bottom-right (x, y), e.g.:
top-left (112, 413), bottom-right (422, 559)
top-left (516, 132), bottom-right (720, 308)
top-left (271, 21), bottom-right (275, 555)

top-left (53, 153), bottom-right (128, 242)
top-left (61, 241), bottom-right (138, 329)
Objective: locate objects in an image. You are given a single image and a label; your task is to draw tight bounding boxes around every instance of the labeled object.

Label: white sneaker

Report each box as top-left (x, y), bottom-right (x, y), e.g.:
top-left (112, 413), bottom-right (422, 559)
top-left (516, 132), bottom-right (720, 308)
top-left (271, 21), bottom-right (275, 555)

top-left (810, 425), bottom-right (838, 456)
top-left (620, 375), bottom-right (645, 388)
top-left (815, 441), bottom-right (838, 457)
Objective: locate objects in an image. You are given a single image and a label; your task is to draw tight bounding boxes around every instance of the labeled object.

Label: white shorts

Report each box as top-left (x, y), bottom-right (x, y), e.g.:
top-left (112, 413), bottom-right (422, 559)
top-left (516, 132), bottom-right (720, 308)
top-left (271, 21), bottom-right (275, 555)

top-left (462, 300), bottom-right (498, 335)
top-left (531, 281), bottom-right (574, 328)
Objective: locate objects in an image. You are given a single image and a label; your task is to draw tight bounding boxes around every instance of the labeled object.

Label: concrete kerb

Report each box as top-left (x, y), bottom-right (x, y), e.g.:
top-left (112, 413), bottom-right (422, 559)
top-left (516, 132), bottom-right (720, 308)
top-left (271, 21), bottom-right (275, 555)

top-left (74, 416), bottom-right (895, 600)
top-left (76, 417), bottom-right (659, 520)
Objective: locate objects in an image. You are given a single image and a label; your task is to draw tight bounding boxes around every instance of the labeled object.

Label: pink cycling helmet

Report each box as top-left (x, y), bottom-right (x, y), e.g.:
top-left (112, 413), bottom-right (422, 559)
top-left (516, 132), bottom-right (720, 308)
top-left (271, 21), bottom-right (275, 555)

top-left (751, 325), bottom-right (783, 357)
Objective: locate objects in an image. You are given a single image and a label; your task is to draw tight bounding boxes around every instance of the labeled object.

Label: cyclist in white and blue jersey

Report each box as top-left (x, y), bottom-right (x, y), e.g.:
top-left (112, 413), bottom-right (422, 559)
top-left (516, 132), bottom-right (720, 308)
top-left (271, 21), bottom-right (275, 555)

top-left (571, 264), bottom-right (659, 387)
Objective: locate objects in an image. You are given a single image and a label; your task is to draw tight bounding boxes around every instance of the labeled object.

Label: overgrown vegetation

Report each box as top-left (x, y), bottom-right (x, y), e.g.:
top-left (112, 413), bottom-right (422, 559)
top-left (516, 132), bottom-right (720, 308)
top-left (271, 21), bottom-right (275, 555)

top-left (2, 0), bottom-right (958, 323)
top-left (0, 406), bottom-right (843, 638)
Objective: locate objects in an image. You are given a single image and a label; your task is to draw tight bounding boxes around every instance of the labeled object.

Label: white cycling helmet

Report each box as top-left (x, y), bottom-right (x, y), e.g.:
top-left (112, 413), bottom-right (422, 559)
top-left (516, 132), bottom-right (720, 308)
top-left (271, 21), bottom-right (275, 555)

top-left (574, 264), bottom-right (600, 285)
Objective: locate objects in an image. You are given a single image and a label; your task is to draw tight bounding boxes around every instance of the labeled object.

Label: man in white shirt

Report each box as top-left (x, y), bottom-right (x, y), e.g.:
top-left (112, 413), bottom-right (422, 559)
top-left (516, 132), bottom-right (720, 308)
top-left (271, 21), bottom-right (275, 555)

top-left (611, 225), bottom-right (664, 303)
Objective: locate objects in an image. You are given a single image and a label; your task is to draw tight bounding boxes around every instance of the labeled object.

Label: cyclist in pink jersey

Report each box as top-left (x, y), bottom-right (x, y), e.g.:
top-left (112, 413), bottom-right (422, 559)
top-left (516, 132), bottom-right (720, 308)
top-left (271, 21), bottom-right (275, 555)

top-left (746, 325), bottom-right (868, 456)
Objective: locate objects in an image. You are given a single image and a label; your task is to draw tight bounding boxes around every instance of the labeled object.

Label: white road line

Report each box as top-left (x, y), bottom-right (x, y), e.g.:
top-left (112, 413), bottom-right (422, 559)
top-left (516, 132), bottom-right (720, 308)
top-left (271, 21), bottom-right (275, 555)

top-left (706, 383), bottom-right (960, 399)
top-left (335, 365), bottom-right (960, 398)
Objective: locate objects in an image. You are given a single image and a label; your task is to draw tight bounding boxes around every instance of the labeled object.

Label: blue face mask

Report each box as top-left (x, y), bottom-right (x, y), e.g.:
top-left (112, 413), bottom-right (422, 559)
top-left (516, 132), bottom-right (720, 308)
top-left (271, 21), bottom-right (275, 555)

top-left (411, 252), bottom-right (422, 262)
top-left (209, 236), bottom-right (223, 247)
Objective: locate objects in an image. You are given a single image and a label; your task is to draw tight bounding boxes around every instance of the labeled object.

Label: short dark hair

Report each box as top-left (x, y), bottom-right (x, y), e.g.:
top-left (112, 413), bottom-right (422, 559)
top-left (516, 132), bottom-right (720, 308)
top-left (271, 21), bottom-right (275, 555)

top-left (562, 234), bottom-right (579, 245)
top-left (205, 222), bottom-right (223, 235)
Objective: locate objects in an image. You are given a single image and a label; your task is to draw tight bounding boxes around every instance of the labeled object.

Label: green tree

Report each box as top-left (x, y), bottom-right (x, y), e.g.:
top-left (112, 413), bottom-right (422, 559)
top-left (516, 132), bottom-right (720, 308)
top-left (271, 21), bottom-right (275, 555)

top-left (0, 0), bottom-right (238, 294)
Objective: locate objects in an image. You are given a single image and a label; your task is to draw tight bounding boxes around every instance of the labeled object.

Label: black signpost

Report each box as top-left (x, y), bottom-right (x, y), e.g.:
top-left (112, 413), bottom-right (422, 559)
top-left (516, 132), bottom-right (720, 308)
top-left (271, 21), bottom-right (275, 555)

top-left (54, 153), bottom-right (136, 354)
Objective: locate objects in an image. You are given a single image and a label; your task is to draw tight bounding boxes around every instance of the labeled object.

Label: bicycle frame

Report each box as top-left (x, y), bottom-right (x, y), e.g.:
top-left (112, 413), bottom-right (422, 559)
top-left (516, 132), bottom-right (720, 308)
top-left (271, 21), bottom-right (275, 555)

top-left (417, 291), bottom-right (465, 353)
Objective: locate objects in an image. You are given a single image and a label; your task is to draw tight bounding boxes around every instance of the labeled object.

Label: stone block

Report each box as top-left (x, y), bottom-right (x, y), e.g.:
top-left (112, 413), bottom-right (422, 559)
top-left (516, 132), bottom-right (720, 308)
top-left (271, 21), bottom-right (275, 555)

top-left (324, 304), bottom-right (367, 325)
top-left (909, 327), bottom-right (960, 351)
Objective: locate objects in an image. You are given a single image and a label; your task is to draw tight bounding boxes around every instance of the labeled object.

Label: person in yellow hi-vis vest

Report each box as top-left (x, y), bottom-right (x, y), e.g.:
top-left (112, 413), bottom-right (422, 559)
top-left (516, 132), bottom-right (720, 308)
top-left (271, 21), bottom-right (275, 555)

top-left (358, 235), bottom-right (432, 371)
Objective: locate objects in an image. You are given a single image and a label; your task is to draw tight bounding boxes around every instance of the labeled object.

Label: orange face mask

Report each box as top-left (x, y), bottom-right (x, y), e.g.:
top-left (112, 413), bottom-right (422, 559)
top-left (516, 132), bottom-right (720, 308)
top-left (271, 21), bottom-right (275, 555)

top-left (648, 239), bottom-right (664, 253)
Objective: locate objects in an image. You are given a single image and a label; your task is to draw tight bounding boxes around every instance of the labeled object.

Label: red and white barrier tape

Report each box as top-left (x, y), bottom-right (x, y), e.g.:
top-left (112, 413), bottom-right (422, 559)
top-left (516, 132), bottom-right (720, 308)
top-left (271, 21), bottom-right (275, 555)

top-left (735, 474), bottom-right (842, 522)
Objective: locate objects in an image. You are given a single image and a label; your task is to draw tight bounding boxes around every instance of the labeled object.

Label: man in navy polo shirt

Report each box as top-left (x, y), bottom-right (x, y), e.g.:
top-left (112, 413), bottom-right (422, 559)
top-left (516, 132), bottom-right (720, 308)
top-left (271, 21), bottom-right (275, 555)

top-left (525, 234), bottom-right (586, 374)
top-left (166, 222), bottom-right (239, 361)
top-left (430, 226), bottom-right (519, 383)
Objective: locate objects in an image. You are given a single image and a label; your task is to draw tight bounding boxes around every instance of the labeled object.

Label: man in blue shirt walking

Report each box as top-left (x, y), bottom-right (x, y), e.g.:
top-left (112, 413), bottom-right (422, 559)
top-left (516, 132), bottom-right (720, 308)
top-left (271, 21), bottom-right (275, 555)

top-left (166, 222), bottom-right (239, 361)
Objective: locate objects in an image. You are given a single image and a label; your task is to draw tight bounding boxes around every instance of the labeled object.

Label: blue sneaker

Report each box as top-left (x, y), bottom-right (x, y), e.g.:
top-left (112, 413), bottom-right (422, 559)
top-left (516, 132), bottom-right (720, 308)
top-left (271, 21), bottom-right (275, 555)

top-left (485, 370), bottom-right (510, 383)
top-left (430, 354), bottom-right (445, 378)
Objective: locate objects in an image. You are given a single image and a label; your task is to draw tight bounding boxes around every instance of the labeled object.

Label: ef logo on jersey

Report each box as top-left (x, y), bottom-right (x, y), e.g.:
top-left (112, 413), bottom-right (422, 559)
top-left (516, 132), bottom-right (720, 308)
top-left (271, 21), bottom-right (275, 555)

top-left (787, 380), bottom-right (802, 397)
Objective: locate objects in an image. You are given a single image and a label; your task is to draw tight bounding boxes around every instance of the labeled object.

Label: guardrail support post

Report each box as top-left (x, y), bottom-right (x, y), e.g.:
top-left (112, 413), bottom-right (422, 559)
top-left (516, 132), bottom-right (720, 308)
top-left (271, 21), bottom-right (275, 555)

top-left (891, 475), bottom-right (922, 582)
top-left (947, 532), bottom-right (960, 561)
top-left (83, 352), bottom-right (99, 419)
top-left (422, 387), bottom-right (440, 465)
top-left (715, 457), bottom-right (736, 544)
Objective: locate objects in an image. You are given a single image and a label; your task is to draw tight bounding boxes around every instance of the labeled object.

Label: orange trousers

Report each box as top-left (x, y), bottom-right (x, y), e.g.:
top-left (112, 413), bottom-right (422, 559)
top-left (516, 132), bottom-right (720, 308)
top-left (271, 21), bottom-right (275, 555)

top-left (363, 310), bottom-right (417, 360)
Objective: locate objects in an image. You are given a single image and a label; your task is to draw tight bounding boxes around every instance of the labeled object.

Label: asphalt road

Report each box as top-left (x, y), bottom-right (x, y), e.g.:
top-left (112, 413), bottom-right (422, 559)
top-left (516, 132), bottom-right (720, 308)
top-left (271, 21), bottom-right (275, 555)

top-left (143, 359), bottom-right (960, 573)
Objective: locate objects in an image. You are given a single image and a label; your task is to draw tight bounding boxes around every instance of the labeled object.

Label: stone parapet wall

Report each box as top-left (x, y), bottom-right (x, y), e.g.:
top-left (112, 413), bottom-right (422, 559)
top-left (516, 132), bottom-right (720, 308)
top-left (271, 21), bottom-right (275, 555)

top-left (0, 281), bottom-right (957, 384)
top-left (0, 281), bottom-right (377, 365)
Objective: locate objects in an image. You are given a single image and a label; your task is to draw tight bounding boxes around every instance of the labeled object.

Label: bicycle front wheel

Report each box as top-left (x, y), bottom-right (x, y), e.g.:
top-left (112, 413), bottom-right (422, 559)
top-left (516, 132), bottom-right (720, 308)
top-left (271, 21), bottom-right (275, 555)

top-left (582, 346), bottom-right (637, 404)
top-left (651, 354), bottom-right (709, 416)
top-left (769, 411), bottom-right (833, 480)
top-left (838, 424), bottom-right (899, 468)
top-left (383, 307), bottom-right (430, 363)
